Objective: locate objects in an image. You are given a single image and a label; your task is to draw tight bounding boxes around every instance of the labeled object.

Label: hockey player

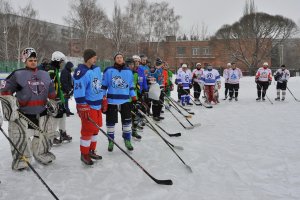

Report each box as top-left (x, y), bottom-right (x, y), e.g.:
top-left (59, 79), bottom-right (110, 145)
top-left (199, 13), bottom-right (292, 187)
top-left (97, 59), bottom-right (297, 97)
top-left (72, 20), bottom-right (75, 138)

top-left (227, 62), bottom-right (243, 101)
top-left (192, 63), bottom-right (203, 101)
top-left (255, 62), bottom-right (272, 101)
top-left (0, 47), bottom-right (57, 170)
top-left (175, 65), bottom-right (183, 102)
top-left (201, 64), bottom-right (221, 104)
top-left (176, 64), bottom-right (193, 106)
top-left (274, 64), bottom-right (290, 101)
top-left (162, 62), bottom-right (174, 107)
top-left (223, 63), bottom-right (231, 100)
top-left (148, 58), bottom-right (165, 121)
top-left (48, 51), bottom-right (72, 144)
top-left (101, 53), bottom-right (137, 152)
top-left (73, 49), bottom-right (104, 165)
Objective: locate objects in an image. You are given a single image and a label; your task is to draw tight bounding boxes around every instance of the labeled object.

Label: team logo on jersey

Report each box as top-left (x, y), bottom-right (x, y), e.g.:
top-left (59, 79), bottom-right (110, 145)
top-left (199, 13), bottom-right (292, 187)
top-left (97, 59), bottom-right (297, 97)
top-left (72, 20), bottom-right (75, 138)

top-left (261, 71), bottom-right (268, 78)
top-left (27, 76), bottom-right (46, 95)
top-left (0, 80), bottom-right (6, 89)
top-left (184, 75), bottom-right (190, 82)
top-left (92, 78), bottom-right (102, 94)
top-left (112, 76), bottom-right (128, 89)
top-left (206, 73), bottom-right (213, 79)
top-left (231, 73), bottom-right (237, 80)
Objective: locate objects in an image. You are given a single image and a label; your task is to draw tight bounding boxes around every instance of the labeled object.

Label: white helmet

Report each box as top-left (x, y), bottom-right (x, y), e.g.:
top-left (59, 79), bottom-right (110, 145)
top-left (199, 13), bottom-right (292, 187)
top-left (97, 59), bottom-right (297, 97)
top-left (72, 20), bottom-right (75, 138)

top-left (182, 64), bottom-right (188, 68)
top-left (51, 51), bottom-right (65, 62)
top-left (227, 63), bottom-right (232, 66)
top-left (21, 47), bottom-right (36, 62)
top-left (263, 62), bottom-right (269, 66)
top-left (132, 55), bottom-right (141, 62)
top-left (196, 63), bottom-right (201, 67)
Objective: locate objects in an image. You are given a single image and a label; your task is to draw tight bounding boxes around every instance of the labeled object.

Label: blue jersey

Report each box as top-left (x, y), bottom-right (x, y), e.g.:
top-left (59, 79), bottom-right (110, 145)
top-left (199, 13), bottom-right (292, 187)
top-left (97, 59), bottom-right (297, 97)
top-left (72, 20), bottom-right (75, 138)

top-left (137, 67), bottom-right (148, 93)
top-left (73, 64), bottom-right (103, 110)
top-left (149, 68), bottom-right (163, 85)
top-left (101, 66), bottom-right (135, 105)
top-left (139, 64), bottom-right (150, 77)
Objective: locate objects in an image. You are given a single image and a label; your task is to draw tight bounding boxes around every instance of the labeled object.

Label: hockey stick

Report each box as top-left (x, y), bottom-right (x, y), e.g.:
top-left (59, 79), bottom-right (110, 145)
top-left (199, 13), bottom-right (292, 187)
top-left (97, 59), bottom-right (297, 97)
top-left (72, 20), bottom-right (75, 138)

top-left (88, 117), bottom-right (173, 185)
top-left (160, 99), bottom-right (192, 119)
top-left (164, 106), bottom-right (194, 130)
top-left (138, 110), bottom-right (192, 172)
top-left (132, 110), bottom-right (183, 149)
top-left (188, 90), bottom-right (213, 108)
top-left (257, 83), bottom-right (273, 104)
top-left (0, 127), bottom-right (59, 200)
top-left (287, 87), bottom-right (300, 102)
top-left (155, 123), bottom-right (181, 137)
top-left (166, 95), bottom-right (195, 115)
top-left (130, 108), bottom-right (181, 137)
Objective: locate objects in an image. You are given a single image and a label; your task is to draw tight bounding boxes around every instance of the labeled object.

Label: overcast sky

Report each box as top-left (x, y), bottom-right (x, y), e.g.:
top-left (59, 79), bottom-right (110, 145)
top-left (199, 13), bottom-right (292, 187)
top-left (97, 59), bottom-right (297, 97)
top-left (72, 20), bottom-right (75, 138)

top-left (9, 0), bottom-right (300, 36)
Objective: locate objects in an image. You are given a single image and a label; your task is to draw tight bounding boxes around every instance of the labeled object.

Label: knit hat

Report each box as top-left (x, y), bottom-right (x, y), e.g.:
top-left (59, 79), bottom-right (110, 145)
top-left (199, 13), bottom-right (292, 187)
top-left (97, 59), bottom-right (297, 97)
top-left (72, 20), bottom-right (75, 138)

top-left (83, 49), bottom-right (96, 62)
top-left (114, 52), bottom-right (124, 60)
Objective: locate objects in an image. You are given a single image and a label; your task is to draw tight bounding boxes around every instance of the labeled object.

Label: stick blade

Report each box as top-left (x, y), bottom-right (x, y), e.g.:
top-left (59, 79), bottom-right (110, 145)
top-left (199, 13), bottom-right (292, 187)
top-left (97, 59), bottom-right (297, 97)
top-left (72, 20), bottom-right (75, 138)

top-left (173, 145), bottom-right (184, 150)
top-left (155, 179), bottom-right (173, 185)
top-left (169, 133), bottom-right (181, 137)
top-left (192, 123), bottom-right (201, 128)
top-left (185, 126), bottom-right (194, 130)
top-left (186, 165), bottom-right (193, 173)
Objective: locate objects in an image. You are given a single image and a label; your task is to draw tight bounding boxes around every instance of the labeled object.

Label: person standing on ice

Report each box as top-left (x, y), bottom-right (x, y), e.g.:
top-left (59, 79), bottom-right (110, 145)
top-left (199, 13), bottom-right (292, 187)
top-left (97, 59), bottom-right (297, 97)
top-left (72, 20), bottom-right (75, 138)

top-left (48, 51), bottom-right (72, 144)
top-left (274, 64), bottom-right (290, 101)
top-left (222, 63), bottom-right (231, 100)
top-left (201, 64), bottom-right (221, 104)
top-left (73, 49), bottom-right (104, 165)
top-left (176, 64), bottom-right (193, 106)
top-left (0, 47), bottom-right (57, 170)
top-left (255, 62), bottom-right (272, 101)
top-left (192, 63), bottom-right (203, 102)
top-left (227, 62), bottom-right (243, 101)
top-left (101, 53), bottom-right (137, 152)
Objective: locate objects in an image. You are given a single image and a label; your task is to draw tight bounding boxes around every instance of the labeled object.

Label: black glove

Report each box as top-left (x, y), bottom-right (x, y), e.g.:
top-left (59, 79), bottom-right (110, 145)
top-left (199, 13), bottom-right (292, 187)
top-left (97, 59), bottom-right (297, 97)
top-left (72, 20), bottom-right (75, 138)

top-left (255, 79), bottom-right (258, 84)
top-left (189, 84), bottom-right (193, 89)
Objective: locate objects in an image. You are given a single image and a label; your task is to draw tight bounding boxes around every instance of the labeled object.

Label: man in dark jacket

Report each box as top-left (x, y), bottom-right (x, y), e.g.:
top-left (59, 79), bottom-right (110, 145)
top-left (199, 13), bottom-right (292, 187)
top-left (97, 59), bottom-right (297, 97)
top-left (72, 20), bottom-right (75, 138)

top-left (60, 61), bottom-right (74, 116)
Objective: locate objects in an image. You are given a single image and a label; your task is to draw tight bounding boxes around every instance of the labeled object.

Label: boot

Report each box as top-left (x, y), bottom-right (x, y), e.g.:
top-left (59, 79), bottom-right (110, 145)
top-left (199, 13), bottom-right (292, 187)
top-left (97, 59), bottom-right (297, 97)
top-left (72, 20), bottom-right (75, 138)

top-left (235, 97), bottom-right (238, 101)
top-left (60, 130), bottom-right (72, 142)
top-left (108, 140), bottom-right (114, 152)
top-left (53, 138), bottom-right (62, 145)
top-left (275, 97), bottom-right (280, 101)
top-left (81, 154), bottom-right (93, 165)
top-left (124, 140), bottom-right (134, 151)
top-left (256, 97), bottom-right (261, 101)
top-left (132, 131), bottom-right (142, 140)
top-left (229, 97), bottom-right (233, 101)
top-left (89, 150), bottom-right (102, 160)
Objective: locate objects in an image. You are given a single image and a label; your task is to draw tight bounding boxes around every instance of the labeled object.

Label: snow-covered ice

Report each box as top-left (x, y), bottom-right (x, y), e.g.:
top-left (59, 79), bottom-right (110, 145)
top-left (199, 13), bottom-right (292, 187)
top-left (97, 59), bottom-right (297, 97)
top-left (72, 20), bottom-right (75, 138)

top-left (0, 77), bottom-right (300, 200)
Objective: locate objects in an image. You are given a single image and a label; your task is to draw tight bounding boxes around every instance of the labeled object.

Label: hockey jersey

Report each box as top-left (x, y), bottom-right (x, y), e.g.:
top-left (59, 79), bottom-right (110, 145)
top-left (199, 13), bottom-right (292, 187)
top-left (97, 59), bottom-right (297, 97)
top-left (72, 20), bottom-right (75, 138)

top-left (192, 68), bottom-right (204, 83)
top-left (101, 66), bottom-right (135, 105)
top-left (0, 68), bottom-right (56, 114)
top-left (255, 67), bottom-right (272, 82)
top-left (223, 68), bottom-right (230, 83)
top-left (201, 69), bottom-right (221, 86)
top-left (227, 68), bottom-right (243, 84)
top-left (73, 64), bottom-right (103, 110)
top-left (274, 69), bottom-right (290, 83)
top-left (176, 69), bottom-right (192, 89)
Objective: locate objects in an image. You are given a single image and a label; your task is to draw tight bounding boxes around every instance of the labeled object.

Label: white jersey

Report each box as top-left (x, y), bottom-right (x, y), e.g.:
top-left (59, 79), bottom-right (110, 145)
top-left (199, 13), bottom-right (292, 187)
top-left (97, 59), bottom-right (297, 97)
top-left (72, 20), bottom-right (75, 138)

top-left (223, 68), bottom-right (230, 83)
top-left (274, 68), bottom-right (290, 83)
top-left (192, 68), bottom-right (204, 83)
top-left (176, 69), bottom-right (192, 89)
top-left (201, 69), bottom-right (221, 86)
top-left (227, 68), bottom-right (243, 84)
top-left (255, 67), bottom-right (272, 82)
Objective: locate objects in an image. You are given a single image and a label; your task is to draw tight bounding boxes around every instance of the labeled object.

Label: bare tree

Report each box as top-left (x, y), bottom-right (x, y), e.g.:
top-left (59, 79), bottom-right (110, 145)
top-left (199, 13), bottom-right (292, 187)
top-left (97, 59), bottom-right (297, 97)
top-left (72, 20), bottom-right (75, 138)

top-left (243, 0), bottom-right (256, 16)
top-left (189, 22), bottom-right (209, 41)
top-left (65, 0), bottom-right (108, 49)
top-left (0, 0), bottom-right (13, 63)
top-left (214, 12), bottom-right (297, 74)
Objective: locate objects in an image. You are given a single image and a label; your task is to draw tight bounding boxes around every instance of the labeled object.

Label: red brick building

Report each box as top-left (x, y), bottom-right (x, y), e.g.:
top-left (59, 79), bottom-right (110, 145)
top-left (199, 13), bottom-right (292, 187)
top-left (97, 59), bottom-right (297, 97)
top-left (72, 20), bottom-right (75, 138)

top-left (140, 36), bottom-right (271, 74)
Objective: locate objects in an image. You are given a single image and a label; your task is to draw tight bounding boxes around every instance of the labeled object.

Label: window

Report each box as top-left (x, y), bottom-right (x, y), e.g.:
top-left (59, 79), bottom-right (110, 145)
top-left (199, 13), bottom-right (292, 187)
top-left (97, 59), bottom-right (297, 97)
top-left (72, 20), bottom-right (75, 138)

top-left (192, 47), bottom-right (200, 56)
top-left (177, 47), bottom-right (186, 56)
top-left (203, 47), bottom-right (211, 55)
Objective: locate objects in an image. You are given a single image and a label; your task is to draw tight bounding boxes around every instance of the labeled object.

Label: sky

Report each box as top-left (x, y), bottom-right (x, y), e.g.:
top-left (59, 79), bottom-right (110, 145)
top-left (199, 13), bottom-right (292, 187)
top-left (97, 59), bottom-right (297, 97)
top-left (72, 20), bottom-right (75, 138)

top-left (9, 0), bottom-right (300, 36)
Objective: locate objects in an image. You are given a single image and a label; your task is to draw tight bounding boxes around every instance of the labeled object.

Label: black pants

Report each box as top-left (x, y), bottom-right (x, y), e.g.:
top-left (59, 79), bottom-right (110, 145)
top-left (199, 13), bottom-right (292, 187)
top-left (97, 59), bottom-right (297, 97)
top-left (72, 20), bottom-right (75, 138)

top-left (193, 82), bottom-right (201, 99)
top-left (106, 102), bottom-right (131, 124)
top-left (228, 84), bottom-right (239, 98)
top-left (224, 83), bottom-right (230, 97)
top-left (276, 82), bottom-right (287, 90)
top-left (257, 81), bottom-right (269, 98)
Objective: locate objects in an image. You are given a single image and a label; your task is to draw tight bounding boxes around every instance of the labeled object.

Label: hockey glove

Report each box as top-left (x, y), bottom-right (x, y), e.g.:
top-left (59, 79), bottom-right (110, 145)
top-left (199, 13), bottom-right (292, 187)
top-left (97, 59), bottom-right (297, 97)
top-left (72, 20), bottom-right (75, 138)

top-left (189, 84), bottom-right (193, 89)
top-left (101, 96), bottom-right (108, 114)
top-left (76, 104), bottom-right (90, 119)
top-left (170, 84), bottom-right (174, 91)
